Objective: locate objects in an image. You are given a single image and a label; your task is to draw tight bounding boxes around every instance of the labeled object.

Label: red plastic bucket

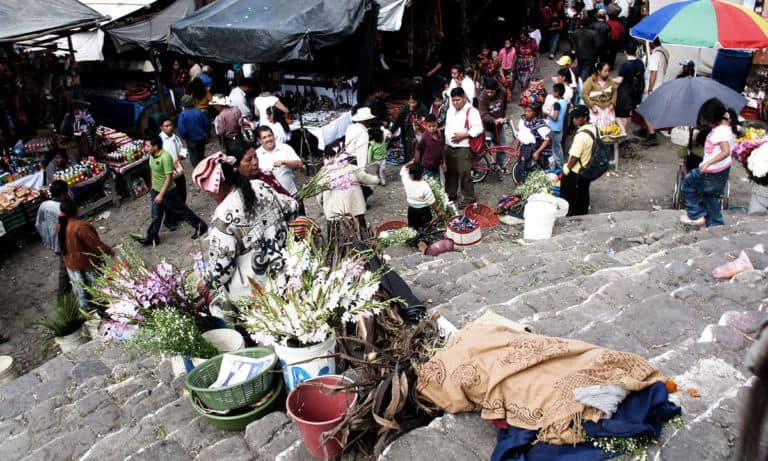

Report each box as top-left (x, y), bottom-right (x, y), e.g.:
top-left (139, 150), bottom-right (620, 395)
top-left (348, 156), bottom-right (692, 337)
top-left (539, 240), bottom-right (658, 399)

top-left (286, 375), bottom-right (357, 459)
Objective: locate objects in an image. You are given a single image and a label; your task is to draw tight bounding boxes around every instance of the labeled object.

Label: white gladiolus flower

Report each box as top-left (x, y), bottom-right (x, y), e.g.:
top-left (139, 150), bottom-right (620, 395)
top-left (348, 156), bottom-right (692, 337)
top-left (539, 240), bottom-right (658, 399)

top-left (748, 144), bottom-right (768, 178)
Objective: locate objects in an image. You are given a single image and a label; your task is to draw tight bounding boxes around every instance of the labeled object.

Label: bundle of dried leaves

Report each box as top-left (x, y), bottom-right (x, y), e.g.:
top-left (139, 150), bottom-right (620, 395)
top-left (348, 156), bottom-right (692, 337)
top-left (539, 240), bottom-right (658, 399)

top-left (326, 309), bottom-right (445, 459)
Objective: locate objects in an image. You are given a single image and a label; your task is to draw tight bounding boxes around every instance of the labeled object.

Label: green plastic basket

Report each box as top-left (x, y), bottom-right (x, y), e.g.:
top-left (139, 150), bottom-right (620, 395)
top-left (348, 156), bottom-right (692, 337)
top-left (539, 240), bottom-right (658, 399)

top-left (185, 347), bottom-right (277, 411)
top-left (190, 377), bottom-right (284, 431)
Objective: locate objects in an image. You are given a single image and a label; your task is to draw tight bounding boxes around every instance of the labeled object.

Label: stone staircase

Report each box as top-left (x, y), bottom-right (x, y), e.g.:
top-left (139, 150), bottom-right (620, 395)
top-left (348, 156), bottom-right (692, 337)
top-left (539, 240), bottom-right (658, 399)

top-left (1, 210), bottom-right (766, 461)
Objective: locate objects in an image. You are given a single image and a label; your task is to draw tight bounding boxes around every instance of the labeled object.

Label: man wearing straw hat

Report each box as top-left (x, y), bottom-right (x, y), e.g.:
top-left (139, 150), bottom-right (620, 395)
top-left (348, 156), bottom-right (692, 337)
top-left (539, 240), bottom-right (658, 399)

top-left (345, 107), bottom-right (378, 201)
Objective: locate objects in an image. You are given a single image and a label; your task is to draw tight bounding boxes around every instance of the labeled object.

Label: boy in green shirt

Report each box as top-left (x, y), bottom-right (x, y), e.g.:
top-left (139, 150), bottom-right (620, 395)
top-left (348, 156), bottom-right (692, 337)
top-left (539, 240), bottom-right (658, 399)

top-left (367, 125), bottom-right (390, 185)
top-left (133, 134), bottom-right (207, 246)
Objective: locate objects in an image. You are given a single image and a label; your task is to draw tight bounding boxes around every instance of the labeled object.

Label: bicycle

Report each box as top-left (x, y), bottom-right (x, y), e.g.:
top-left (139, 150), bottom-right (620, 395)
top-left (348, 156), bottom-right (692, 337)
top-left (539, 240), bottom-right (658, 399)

top-left (470, 121), bottom-right (522, 183)
top-left (672, 147), bottom-right (730, 211)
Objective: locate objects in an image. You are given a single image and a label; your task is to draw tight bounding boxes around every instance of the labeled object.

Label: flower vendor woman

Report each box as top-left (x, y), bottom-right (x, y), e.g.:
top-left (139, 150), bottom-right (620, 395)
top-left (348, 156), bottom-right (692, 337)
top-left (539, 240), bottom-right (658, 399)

top-left (581, 62), bottom-right (617, 129)
top-left (680, 98), bottom-right (737, 227)
top-left (193, 152), bottom-right (298, 319)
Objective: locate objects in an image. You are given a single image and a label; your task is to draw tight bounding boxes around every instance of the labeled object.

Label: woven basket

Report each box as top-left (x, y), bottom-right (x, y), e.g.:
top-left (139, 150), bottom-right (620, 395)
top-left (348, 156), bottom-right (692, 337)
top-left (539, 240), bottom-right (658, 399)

top-left (464, 203), bottom-right (499, 228)
top-left (375, 219), bottom-right (408, 237)
top-left (190, 378), bottom-right (284, 431)
top-left (185, 348), bottom-right (277, 411)
top-left (445, 215), bottom-right (482, 246)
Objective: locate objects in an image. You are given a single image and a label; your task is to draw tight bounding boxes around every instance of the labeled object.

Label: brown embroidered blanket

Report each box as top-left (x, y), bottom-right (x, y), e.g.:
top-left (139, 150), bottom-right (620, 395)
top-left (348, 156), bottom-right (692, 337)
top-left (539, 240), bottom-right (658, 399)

top-left (417, 321), bottom-right (666, 445)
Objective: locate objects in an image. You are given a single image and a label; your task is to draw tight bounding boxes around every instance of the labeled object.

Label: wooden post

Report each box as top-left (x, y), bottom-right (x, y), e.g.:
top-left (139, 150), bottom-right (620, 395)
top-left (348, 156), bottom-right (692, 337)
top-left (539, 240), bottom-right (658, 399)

top-left (148, 50), bottom-right (169, 116)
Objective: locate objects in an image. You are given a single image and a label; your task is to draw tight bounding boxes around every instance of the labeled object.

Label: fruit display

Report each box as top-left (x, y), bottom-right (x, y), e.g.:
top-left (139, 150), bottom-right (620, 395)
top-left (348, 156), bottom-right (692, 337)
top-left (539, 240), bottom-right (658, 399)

top-left (0, 185), bottom-right (41, 212)
top-left (599, 123), bottom-right (624, 138)
top-left (738, 127), bottom-right (766, 142)
top-left (52, 157), bottom-right (106, 187)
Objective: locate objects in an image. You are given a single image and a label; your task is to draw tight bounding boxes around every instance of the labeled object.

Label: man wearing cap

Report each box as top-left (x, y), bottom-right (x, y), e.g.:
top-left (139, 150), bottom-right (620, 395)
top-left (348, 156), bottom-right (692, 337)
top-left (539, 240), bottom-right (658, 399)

top-left (677, 60), bottom-right (696, 79)
top-left (448, 64), bottom-right (476, 106)
top-left (210, 95), bottom-right (243, 151)
top-left (557, 55), bottom-right (580, 103)
top-left (444, 87), bottom-right (482, 206)
top-left (177, 94), bottom-right (209, 167)
top-left (561, 105), bottom-right (595, 216)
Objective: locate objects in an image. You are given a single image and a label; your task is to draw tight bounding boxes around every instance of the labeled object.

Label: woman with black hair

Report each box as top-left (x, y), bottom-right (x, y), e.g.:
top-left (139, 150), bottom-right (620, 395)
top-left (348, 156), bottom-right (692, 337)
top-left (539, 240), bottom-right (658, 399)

top-left (56, 199), bottom-right (113, 307)
top-left (188, 77), bottom-right (212, 111)
top-left (680, 98), bottom-right (737, 227)
top-left (193, 152), bottom-right (298, 312)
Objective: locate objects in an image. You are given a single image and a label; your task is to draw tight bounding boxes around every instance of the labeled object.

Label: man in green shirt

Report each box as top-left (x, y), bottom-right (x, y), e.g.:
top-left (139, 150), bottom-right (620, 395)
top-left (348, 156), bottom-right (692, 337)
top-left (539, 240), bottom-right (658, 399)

top-left (133, 134), bottom-right (207, 246)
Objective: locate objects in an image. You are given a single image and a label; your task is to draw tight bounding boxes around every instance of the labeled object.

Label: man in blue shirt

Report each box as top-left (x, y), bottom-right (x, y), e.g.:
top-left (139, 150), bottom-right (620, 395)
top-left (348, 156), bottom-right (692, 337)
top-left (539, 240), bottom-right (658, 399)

top-left (548, 83), bottom-right (568, 168)
top-left (176, 95), bottom-right (209, 167)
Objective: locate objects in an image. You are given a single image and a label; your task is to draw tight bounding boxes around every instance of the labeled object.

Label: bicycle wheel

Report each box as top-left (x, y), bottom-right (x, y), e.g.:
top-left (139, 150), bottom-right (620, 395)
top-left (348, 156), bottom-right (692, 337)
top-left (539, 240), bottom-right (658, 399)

top-left (470, 155), bottom-right (490, 183)
top-left (672, 164), bottom-right (683, 209)
top-left (510, 159), bottom-right (526, 185)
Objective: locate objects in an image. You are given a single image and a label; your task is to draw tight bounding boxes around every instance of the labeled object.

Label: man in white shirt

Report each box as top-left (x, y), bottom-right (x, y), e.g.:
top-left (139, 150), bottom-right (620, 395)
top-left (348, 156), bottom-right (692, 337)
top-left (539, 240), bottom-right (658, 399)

top-left (159, 117), bottom-right (188, 230)
top-left (187, 58), bottom-right (202, 82)
top-left (345, 107), bottom-right (376, 170)
top-left (640, 38), bottom-right (669, 146)
top-left (448, 64), bottom-right (476, 105)
top-left (255, 126), bottom-right (303, 195)
top-left (228, 78), bottom-right (255, 119)
top-left (444, 87), bottom-right (483, 205)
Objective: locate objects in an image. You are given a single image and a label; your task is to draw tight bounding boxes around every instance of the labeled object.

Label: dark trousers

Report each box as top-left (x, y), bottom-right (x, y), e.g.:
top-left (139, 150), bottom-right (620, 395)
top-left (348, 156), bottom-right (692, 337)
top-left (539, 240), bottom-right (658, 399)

top-left (164, 176), bottom-right (187, 229)
top-left (579, 58), bottom-right (596, 82)
top-left (444, 146), bottom-right (475, 203)
top-left (57, 256), bottom-right (71, 296)
top-left (186, 141), bottom-right (207, 167)
top-left (146, 187), bottom-right (206, 240)
top-left (407, 206), bottom-right (433, 230)
top-left (561, 172), bottom-right (590, 216)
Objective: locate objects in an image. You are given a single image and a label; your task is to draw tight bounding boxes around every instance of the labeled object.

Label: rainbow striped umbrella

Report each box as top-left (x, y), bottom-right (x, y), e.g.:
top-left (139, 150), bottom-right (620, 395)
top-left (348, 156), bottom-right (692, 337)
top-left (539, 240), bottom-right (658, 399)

top-left (631, 0), bottom-right (768, 49)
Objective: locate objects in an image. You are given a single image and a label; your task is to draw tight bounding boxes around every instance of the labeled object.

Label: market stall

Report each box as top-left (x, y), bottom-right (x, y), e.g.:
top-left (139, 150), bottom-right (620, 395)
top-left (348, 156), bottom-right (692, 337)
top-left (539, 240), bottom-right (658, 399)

top-left (95, 126), bottom-right (150, 199)
top-left (289, 111), bottom-right (352, 150)
top-left (281, 74), bottom-right (358, 107)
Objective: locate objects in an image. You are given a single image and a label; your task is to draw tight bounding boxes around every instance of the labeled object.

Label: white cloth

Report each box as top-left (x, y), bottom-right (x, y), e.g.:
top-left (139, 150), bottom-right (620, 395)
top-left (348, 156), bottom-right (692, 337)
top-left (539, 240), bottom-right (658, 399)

top-left (345, 122), bottom-right (370, 168)
top-left (529, 29), bottom-right (542, 47)
top-left (188, 63), bottom-right (202, 81)
top-left (647, 47), bottom-right (669, 93)
top-left (289, 111), bottom-right (352, 150)
top-left (242, 63), bottom-right (257, 78)
top-left (703, 124), bottom-right (735, 173)
top-left (448, 76), bottom-right (476, 103)
top-left (573, 385), bottom-right (630, 419)
top-left (615, 0), bottom-right (632, 18)
top-left (36, 200), bottom-right (61, 252)
top-left (228, 87), bottom-right (251, 118)
top-left (400, 166), bottom-right (436, 206)
top-left (0, 170), bottom-right (44, 193)
top-left (445, 102), bottom-right (483, 148)
top-left (254, 95), bottom-right (279, 120)
top-left (318, 164), bottom-right (379, 219)
top-left (256, 143), bottom-right (302, 195)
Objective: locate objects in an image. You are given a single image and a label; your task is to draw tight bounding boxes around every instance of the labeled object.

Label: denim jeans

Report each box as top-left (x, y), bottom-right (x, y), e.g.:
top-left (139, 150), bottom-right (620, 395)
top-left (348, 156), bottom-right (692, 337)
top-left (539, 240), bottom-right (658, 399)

top-left (146, 187), bottom-right (206, 240)
top-left (487, 125), bottom-right (506, 167)
top-left (549, 32), bottom-right (561, 56)
top-left (424, 168), bottom-right (441, 181)
top-left (682, 167), bottom-right (729, 227)
top-left (66, 268), bottom-right (97, 308)
top-left (550, 130), bottom-right (564, 168)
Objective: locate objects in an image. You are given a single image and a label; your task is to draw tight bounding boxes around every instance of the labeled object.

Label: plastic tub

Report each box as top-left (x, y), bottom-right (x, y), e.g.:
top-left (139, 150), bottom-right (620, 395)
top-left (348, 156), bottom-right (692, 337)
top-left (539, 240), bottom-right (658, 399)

top-left (526, 193), bottom-right (569, 218)
top-left (202, 329), bottom-right (245, 353)
top-left (523, 200), bottom-right (557, 240)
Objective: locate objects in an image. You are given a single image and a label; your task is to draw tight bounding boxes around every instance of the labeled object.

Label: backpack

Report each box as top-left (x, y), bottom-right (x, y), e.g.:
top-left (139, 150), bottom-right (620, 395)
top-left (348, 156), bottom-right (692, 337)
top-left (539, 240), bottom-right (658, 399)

top-left (578, 128), bottom-right (610, 181)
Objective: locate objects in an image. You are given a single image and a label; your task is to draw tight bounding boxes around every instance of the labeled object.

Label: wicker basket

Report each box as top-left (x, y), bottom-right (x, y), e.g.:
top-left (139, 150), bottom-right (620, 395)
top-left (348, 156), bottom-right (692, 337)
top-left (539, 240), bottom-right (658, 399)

top-left (375, 219), bottom-right (408, 237)
top-left (464, 203), bottom-right (499, 228)
top-left (445, 215), bottom-right (482, 246)
top-left (190, 378), bottom-right (284, 431)
top-left (185, 348), bottom-right (277, 412)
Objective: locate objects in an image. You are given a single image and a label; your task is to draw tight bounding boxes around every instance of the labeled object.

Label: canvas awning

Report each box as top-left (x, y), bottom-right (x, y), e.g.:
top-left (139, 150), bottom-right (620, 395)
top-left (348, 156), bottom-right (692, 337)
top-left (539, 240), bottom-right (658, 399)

top-left (376, 0), bottom-right (409, 31)
top-left (0, 0), bottom-right (107, 43)
top-left (168, 0), bottom-right (372, 63)
top-left (107, 0), bottom-right (195, 52)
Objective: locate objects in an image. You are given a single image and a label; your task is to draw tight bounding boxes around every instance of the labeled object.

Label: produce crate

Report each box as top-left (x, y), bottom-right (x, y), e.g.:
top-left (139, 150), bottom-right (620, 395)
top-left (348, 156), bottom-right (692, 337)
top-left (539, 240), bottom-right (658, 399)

top-left (0, 206), bottom-right (28, 237)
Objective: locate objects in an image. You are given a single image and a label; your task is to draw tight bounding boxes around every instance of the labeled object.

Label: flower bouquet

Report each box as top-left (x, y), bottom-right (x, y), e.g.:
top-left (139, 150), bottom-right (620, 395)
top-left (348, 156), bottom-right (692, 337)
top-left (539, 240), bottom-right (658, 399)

top-left (295, 153), bottom-right (357, 201)
top-left (425, 177), bottom-right (457, 226)
top-left (734, 138), bottom-right (768, 186)
top-left (128, 308), bottom-right (218, 359)
top-left (236, 235), bottom-right (392, 347)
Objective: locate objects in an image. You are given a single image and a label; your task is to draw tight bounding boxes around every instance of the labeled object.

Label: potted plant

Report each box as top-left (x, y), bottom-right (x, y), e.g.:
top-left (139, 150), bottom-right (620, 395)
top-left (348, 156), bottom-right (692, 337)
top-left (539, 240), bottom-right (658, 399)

top-left (32, 293), bottom-right (89, 352)
top-left (236, 236), bottom-right (392, 391)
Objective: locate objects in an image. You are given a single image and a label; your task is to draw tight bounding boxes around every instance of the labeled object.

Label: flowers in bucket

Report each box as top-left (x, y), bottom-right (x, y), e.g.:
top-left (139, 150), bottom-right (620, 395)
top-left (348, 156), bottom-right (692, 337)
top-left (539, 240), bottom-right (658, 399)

top-left (295, 153), bottom-right (357, 201)
top-left (236, 235), bottom-right (392, 347)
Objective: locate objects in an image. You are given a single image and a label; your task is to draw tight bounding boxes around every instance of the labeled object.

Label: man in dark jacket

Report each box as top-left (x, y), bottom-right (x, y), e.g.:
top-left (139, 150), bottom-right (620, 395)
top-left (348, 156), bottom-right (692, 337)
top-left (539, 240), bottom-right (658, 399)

top-left (573, 23), bottom-right (599, 81)
top-left (589, 10), bottom-right (612, 64)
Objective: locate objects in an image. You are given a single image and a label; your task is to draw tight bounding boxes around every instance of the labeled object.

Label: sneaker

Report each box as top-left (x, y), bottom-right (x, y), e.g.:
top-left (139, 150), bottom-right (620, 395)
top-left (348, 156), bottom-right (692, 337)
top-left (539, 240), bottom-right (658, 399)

top-left (634, 127), bottom-right (649, 138)
top-left (680, 214), bottom-right (705, 226)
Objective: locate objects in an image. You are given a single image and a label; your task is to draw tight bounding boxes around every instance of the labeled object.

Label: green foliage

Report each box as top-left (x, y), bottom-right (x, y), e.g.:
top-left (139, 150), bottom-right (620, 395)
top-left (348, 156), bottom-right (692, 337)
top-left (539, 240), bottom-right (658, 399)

top-left (31, 293), bottom-right (88, 337)
top-left (514, 169), bottom-right (552, 200)
top-left (127, 309), bottom-right (218, 359)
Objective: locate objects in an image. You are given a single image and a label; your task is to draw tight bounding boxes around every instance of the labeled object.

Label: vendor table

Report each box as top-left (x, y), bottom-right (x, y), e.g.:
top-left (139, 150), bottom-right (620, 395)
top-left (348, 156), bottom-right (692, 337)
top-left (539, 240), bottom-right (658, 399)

top-left (0, 170), bottom-right (45, 193)
top-left (109, 157), bottom-right (150, 199)
top-left (281, 74), bottom-right (358, 107)
top-left (290, 111), bottom-right (352, 150)
top-left (71, 166), bottom-right (120, 216)
top-left (601, 136), bottom-right (626, 172)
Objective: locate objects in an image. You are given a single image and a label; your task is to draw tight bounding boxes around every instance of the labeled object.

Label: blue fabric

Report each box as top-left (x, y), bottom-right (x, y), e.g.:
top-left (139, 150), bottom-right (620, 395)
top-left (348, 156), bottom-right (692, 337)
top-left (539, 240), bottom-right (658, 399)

top-left (177, 108), bottom-right (210, 142)
top-left (629, 0), bottom-right (695, 42)
top-left (491, 382), bottom-right (681, 461)
top-left (682, 167), bottom-right (729, 227)
top-left (549, 100), bottom-right (566, 132)
top-left (199, 73), bottom-right (213, 88)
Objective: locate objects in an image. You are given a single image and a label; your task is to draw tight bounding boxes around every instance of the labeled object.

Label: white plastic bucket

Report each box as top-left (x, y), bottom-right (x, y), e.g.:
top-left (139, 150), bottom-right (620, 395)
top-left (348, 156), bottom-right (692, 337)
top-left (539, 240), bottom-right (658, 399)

top-left (273, 333), bottom-right (337, 392)
top-left (0, 355), bottom-right (16, 385)
top-left (527, 193), bottom-right (569, 218)
top-left (202, 329), bottom-right (245, 352)
top-left (55, 329), bottom-right (88, 353)
top-left (84, 319), bottom-right (101, 340)
top-left (523, 200), bottom-right (557, 240)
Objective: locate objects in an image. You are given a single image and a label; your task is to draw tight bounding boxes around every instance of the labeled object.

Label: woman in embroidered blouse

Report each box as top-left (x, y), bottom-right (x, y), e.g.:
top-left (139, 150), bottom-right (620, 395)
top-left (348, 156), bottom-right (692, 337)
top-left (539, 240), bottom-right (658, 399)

top-left (581, 62), bottom-right (618, 129)
top-left (194, 153), bottom-right (298, 315)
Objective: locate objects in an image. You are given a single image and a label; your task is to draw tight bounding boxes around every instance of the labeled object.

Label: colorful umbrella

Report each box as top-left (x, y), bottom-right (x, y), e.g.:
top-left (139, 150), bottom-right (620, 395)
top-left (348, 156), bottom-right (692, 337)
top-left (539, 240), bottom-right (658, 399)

top-left (631, 0), bottom-right (768, 49)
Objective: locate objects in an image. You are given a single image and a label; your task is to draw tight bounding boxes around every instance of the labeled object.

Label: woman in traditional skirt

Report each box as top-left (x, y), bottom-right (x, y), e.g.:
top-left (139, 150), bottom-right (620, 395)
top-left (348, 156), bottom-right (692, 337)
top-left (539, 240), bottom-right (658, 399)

top-left (581, 62), bottom-right (617, 129)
